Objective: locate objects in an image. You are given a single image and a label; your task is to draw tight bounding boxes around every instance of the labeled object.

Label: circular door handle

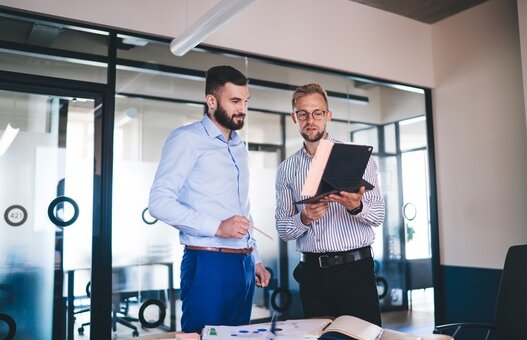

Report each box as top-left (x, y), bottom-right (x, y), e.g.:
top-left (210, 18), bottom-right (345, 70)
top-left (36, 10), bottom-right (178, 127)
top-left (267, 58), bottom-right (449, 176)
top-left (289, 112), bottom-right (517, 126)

top-left (142, 207), bottom-right (157, 225)
top-left (376, 277), bottom-right (388, 299)
top-left (0, 313), bottom-right (16, 340)
top-left (403, 202), bottom-right (417, 221)
top-left (48, 196), bottom-right (79, 227)
top-left (270, 287), bottom-right (292, 313)
top-left (138, 299), bottom-right (166, 328)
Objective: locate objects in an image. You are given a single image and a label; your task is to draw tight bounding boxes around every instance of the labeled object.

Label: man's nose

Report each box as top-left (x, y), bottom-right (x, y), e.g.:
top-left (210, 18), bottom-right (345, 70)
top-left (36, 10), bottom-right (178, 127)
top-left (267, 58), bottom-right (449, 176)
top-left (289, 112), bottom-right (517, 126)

top-left (238, 102), bottom-right (247, 112)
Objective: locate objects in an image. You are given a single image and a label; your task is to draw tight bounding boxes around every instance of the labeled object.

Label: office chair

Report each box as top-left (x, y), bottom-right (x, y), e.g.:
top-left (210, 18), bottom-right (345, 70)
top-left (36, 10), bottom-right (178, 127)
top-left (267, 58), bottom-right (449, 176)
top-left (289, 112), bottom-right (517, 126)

top-left (73, 281), bottom-right (91, 320)
top-left (406, 258), bottom-right (433, 309)
top-left (111, 293), bottom-right (139, 337)
top-left (78, 292), bottom-right (139, 337)
top-left (433, 244), bottom-right (527, 340)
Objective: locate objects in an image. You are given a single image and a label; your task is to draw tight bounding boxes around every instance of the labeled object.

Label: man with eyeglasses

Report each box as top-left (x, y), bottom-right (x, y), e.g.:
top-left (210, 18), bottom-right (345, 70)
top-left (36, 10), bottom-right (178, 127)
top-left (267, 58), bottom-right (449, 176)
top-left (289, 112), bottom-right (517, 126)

top-left (149, 65), bottom-right (270, 333)
top-left (275, 83), bottom-right (385, 325)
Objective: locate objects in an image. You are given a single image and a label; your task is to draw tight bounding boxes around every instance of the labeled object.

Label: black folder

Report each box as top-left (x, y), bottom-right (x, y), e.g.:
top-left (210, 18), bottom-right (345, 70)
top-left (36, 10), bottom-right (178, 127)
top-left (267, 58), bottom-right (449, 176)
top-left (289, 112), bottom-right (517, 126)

top-left (295, 143), bottom-right (374, 204)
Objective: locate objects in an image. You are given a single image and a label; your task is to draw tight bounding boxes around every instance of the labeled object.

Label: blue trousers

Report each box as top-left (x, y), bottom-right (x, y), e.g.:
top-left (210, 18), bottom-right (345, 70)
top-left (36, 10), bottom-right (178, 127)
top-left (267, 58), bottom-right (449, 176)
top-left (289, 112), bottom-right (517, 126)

top-left (180, 249), bottom-right (255, 333)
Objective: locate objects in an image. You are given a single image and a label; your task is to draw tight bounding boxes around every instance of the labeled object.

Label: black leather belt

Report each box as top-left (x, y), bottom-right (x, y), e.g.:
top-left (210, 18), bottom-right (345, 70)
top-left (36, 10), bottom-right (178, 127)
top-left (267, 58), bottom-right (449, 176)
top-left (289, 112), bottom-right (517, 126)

top-left (300, 246), bottom-right (372, 268)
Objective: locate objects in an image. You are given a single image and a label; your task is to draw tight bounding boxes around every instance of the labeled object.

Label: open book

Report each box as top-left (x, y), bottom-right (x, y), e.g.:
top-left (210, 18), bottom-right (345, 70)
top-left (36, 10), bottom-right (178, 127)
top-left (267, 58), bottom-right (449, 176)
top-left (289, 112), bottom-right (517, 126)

top-left (295, 140), bottom-right (374, 204)
top-left (313, 315), bottom-right (384, 340)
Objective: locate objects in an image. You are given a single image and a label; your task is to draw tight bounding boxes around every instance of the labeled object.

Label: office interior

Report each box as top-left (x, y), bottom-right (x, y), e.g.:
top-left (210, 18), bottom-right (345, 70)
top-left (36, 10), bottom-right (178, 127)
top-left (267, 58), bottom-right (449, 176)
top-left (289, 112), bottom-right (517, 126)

top-left (0, 0), bottom-right (526, 339)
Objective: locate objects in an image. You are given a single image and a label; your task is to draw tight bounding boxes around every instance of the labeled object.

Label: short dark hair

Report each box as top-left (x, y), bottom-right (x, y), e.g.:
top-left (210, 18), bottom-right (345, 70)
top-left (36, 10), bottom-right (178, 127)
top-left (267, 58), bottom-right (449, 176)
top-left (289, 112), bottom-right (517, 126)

top-left (205, 65), bottom-right (248, 97)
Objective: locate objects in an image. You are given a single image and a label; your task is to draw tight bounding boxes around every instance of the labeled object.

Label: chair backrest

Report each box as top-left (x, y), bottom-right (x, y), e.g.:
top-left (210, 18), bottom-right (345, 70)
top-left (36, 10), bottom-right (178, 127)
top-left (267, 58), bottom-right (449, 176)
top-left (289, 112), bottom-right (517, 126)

top-left (495, 244), bottom-right (527, 340)
top-left (406, 258), bottom-right (433, 290)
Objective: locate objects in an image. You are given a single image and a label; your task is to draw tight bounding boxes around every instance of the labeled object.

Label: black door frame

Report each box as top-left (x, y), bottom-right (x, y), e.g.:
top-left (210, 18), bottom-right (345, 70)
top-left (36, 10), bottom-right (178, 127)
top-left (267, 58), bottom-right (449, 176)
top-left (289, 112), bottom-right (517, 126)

top-left (0, 69), bottom-right (115, 339)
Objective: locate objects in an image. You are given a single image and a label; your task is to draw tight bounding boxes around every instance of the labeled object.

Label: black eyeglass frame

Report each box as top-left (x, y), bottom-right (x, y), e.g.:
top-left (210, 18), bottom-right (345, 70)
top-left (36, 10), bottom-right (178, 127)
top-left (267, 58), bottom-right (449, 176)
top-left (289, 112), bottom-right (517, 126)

top-left (293, 109), bottom-right (328, 121)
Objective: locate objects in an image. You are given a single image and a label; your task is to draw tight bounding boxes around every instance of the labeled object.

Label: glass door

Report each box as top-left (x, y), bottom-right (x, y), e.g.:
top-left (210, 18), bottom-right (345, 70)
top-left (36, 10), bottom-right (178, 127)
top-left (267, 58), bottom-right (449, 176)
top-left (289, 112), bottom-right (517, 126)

top-left (110, 96), bottom-right (203, 338)
top-left (0, 88), bottom-right (99, 339)
top-left (248, 148), bottom-right (281, 321)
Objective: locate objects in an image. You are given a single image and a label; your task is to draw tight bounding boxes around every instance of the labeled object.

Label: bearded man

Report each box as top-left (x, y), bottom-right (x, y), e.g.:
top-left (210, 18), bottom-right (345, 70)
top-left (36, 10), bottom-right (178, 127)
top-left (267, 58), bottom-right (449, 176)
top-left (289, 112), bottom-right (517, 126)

top-left (149, 65), bottom-right (270, 333)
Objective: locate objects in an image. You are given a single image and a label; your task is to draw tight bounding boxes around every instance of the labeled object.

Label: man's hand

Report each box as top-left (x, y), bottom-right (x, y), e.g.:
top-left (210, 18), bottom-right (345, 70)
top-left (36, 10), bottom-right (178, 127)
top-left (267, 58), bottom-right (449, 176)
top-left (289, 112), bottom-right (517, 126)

top-left (325, 186), bottom-right (365, 211)
top-left (255, 263), bottom-right (270, 287)
top-left (215, 215), bottom-right (250, 239)
top-left (301, 201), bottom-right (329, 225)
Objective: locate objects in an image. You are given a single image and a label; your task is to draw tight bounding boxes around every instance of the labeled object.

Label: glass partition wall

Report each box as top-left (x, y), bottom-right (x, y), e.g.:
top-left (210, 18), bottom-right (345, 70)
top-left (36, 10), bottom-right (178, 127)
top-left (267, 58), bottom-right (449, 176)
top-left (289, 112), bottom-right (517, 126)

top-left (0, 8), bottom-right (436, 339)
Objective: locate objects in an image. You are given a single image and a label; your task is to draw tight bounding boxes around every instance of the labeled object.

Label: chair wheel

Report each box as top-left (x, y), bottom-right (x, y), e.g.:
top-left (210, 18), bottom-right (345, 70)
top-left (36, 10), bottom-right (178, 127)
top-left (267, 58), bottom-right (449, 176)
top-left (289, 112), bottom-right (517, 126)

top-left (78, 327), bottom-right (84, 335)
top-left (132, 330), bottom-right (139, 337)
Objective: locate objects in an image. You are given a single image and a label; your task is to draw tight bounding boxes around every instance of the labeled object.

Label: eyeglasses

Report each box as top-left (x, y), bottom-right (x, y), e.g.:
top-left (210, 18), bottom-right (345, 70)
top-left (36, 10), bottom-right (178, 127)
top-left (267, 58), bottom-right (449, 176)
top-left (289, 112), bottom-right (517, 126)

top-left (294, 109), bottom-right (327, 121)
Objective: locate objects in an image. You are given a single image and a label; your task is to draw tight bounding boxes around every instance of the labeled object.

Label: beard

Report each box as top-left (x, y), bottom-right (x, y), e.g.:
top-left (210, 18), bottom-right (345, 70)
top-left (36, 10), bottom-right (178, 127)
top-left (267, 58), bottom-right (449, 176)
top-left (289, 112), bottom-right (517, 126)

top-left (214, 102), bottom-right (245, 130)
top-left (301, 128), bottom-right (325, 143)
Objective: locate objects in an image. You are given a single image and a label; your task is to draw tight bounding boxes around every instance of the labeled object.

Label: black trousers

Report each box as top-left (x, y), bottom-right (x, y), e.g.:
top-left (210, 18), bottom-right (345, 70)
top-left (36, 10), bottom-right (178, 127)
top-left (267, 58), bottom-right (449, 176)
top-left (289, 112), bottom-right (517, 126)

top-left (293, 255), bottom-right (381, 326)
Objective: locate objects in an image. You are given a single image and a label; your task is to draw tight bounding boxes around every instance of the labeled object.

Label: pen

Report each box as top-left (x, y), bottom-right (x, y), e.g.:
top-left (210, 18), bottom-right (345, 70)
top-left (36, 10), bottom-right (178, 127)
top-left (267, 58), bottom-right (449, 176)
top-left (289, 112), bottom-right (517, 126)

top-left (252, 225), bottom-right (274, 241)
top-left (268, 312), bottom-right (277, 339)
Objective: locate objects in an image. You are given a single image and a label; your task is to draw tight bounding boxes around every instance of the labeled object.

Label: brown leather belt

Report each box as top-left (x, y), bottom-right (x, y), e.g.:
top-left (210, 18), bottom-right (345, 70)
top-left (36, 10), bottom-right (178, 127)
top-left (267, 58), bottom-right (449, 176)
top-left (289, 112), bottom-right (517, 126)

top-left (185, 245), bottom-right (253, 254)
top-left (301, 246), bottom-right (372, 268)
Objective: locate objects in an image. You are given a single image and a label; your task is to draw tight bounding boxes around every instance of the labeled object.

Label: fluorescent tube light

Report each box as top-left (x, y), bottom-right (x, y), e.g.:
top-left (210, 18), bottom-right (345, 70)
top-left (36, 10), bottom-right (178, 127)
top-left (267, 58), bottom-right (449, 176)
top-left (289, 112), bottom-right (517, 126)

top-left (0, 123), bottom-right (20, 157)
top-left (170, 0), bottom-right (257, 57)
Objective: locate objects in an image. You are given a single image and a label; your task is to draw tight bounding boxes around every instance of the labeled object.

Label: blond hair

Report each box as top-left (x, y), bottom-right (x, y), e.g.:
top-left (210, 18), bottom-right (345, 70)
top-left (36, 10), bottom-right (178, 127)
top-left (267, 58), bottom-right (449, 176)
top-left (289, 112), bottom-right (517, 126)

top-left (291, 83), bottom-right (329, 109)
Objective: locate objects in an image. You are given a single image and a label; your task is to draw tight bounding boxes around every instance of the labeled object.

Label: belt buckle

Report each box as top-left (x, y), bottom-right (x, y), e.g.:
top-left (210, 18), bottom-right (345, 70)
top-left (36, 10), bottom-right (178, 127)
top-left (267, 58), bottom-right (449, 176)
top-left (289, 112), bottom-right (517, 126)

top-left (318, 255), bottom-right (330, 268)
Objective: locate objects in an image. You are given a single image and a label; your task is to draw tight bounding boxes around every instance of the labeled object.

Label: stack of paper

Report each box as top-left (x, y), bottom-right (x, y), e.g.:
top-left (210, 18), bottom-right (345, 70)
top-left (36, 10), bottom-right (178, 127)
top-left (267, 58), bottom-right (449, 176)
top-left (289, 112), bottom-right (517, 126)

top-left (201, 318), bottom-right (331, 340)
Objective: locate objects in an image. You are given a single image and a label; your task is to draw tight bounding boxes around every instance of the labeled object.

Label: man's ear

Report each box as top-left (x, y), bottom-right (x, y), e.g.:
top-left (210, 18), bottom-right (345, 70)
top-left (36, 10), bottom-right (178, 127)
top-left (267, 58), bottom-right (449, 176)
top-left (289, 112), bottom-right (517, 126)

top-left (291, 112), bottom-right (298, 124)
top-left (326, 110), bottom-right (333, 122)
top-left (206, 94), bottom-right (216, 111)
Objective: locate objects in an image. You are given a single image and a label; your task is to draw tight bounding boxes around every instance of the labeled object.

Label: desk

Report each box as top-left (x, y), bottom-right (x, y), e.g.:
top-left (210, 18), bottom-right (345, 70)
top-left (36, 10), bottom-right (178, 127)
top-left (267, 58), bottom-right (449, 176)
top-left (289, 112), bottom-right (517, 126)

top-left (66, 262), bottom-right (176, 339)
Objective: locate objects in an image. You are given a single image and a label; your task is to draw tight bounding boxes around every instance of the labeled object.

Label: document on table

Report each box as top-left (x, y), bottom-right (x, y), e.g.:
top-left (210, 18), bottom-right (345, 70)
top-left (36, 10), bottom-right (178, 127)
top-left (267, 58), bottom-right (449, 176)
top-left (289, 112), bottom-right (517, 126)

top-left (201, 318), bottom-right (331, 339)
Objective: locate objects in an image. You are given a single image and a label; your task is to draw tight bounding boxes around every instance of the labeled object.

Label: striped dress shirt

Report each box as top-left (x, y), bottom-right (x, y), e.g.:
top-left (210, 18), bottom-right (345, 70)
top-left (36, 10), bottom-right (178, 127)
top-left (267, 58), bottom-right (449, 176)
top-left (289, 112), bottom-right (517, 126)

top-left (275, 136), bottom-right (385, 253)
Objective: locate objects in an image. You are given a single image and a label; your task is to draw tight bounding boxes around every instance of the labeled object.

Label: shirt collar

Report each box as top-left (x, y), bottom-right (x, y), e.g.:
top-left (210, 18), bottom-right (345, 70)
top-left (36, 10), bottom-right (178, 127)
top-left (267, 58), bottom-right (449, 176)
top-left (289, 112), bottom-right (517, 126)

top-left (301, 133), bottom-right (336, 157)
top-left (201, 114), bottom-right (241, 145)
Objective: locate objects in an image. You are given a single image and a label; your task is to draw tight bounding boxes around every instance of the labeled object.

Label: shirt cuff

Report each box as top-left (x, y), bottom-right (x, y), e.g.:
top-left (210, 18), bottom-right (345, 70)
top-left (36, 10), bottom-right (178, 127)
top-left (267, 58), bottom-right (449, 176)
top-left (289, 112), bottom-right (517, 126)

top-left (252, 246), bottom-right (262, 264)
top-left (199, 216), bottom-right (222, 237)
top-left (294, 212), bottom-right (311, 230)
top-left (348, 201), bottom-right (364, 216)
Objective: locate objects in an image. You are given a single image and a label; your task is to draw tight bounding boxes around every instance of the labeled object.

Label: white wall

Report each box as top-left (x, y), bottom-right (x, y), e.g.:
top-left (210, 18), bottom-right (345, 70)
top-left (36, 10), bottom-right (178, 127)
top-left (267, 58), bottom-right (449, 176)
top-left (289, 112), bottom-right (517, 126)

top-left (432, 0), bottom-right (527, 268)
top-left (0, 0), bottom-right (434, 87)
top-left (1, 0), bottom-right (527, 270)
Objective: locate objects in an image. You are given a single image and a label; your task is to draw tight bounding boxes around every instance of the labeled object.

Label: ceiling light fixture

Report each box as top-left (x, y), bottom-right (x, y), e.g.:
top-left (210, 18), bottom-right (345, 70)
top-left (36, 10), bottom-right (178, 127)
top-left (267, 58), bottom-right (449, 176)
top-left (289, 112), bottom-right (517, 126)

top-left (170, 0), bottom-right (257, 57)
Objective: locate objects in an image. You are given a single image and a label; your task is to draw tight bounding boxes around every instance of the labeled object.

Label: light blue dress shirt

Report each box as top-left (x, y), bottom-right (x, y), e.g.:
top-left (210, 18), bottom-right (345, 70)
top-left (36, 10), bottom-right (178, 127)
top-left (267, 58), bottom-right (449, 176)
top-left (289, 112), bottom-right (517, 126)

top-left (149, 114), bottom-right (261, 263)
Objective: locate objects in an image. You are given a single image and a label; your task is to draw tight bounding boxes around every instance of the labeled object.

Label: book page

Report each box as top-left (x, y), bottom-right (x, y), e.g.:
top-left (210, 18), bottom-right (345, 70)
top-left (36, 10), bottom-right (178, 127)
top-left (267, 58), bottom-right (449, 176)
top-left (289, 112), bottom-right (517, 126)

top-left (300, 140), bottom-right (334, 197)
top-left (322, 315), bottom-right (383, 340)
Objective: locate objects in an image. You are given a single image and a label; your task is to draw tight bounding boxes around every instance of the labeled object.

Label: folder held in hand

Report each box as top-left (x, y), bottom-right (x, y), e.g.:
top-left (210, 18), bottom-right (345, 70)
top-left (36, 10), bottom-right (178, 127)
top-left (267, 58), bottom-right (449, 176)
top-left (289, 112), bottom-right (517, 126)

top-left (295, 140), bottom-right (374, 204)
